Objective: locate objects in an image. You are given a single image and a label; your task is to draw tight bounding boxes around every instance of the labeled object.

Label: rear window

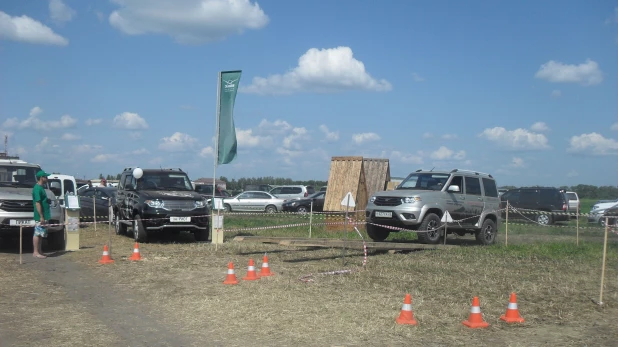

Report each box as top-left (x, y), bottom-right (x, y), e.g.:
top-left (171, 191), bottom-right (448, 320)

top-left (464, 177), bottom-right (482, 196)
top-left (281, 187), bottom-right (301, 194)
top-left (566, 192), bottom-right (577, 200)
top-left (481, 178), bottom-right (498, 197)
top-left (540, 189), bottom-right (564, 204)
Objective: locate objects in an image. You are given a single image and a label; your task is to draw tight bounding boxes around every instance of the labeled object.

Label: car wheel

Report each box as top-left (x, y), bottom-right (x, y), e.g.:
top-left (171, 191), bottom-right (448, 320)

top-left (265, 205), bottom-right (277, 213)
top-left (475, 219), bottom-right (497, 245)
top-left (46, 229), bottom-right (66, 250)
top-left (115, 212), bottom-right (127, 235)
top-left (296, 205), bottom-right (309, 213)
top-left (536, 213), bottom-right (552, 225)
top-left (366, 223), bottom-right (390, 241)
top-left (133, 214), bottom-right (148, 243)
top-left (224, 204), bottom-right (231, 213)
top-left (417, 213), bottom-right (442, 244)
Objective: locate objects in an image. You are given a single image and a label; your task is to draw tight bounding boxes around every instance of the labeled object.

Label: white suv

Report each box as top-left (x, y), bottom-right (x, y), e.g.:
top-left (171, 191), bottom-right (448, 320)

top-left (269, 185), bottom-right (315, 200)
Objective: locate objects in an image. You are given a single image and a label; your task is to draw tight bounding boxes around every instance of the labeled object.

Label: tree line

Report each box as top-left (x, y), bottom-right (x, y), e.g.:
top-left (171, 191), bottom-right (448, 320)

top-left (218, 176), bottom-right (327, 192)
top-left (499, 184), bottom-right (618, 200)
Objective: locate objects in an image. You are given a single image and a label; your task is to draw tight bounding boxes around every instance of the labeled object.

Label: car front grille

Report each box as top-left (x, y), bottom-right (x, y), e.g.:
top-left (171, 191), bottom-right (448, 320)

top-left (163, 200), bottom-right (196, 211)
top-left (0, 200), bottom-right (33, 212)
top-left (374, 197), bottom-right (402, 207)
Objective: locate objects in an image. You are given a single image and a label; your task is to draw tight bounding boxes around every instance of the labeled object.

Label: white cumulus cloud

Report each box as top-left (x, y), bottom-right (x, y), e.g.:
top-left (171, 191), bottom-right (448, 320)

top-left (319, 124), bottom-right (339, 142)
top-left (611, 122), bottom-right (618, 131)
top-left (85, 118), bottom-right (103, 126)
top-left (91, 154), bottom-right (116, 163)
top-left (567, 133), bottom-right (618, 156)
top-left (530, 122), bottom-right (550, 132)
top-left (430, 146), bottom-right (466, 161)
top-left (3, 106), bottom-right (77, 131)
top-left (61, 133), bottom-right (81, 141)
top-left (158, 132), bottom-right (198, 152)
top-left (352, 132), bottom-right (381, 145)
top-left (108, 0), bottom-right (269, 44)
top-left (242, 46), bottom-right (392, 95)
top-left (113, 112), bottom-right (149, 129)
top-left (0, 11), bottom-right (69, 45)
top-left (199, 146), bottom-right (214, 158)
top-left (49, 0), bottom-right (76, 25)
top-left (479, 127), bottom-right (550, 150)
top-left (535, 59), bottom-right (603, 86)
top-left (389, 150), bottom-right (424, 165)
top-left (282, 127), bottom-right (309, 150)
top-left (510, 157), bottom-right (525, 168)
top-left (236, 128), bottom-right (272, 148)
top-left (441, 134), bottom-right (458, 140)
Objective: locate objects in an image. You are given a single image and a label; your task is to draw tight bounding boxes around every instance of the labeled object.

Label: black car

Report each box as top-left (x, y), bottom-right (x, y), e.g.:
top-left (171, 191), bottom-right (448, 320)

top-left (500, 187), bottom-right (569, 225)
top-left (78, 186), bottom-right (117, 222)
top-left (281, 191), bottom-right (326, 213)
top-left (113, 167), bottom-right (210, 243)
top-left (195, 184), bottom-right (231, 198)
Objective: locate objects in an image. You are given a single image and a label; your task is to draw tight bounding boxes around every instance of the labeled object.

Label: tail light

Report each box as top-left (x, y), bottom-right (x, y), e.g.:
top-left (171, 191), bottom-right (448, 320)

top-left (304, 192), bottom-right (308, 197)
top-left (562, 203), bottom-right (567, 211)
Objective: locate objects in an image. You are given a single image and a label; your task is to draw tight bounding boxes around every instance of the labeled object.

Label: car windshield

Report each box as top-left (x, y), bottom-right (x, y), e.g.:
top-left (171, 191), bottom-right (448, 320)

top-left (139, 172), bottom-right (193, 191)
top-left (397, 173), bottom-right (450, 191)
top-left (307, 192), bottom-right (324, 199)
top-left (0, 165), bottom-right (39, 188)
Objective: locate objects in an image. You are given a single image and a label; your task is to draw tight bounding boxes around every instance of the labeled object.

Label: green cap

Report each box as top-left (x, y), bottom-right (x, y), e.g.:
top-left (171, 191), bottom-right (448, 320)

top-left (36, 170), bottom-right (51, 178)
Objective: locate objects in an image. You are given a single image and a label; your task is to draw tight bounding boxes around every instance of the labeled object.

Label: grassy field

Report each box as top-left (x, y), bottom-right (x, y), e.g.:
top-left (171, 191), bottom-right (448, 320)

top-left (1, 212), bottom-right (616, 346)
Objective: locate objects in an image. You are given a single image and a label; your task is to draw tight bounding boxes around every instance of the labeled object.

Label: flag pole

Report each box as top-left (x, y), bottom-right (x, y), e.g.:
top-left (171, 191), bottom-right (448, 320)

top-left (212, 71), bottom-right (222, 248)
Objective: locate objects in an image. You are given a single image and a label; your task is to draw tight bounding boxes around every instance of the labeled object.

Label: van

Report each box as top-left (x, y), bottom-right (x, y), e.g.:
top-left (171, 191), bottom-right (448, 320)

top-left (48, 174), bottom-right (77, 207)
top-left (500, 187), bottom-right (569, 225)
top-left (269, 185), bottom-right (315, 200)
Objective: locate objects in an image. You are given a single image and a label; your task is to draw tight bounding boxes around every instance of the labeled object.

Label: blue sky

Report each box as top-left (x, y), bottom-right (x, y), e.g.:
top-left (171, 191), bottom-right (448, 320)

top-left (1, 0), bottom-right (617, 187)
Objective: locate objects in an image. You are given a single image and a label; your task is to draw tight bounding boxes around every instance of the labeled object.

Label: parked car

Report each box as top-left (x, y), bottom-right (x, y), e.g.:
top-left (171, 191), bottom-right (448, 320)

top-left (564, 191), bottom-right (580, 215)
top-left (48, 174), bottom-right (77, 207)
top-left (194, 184), bottom-right (231, 198)
top-left (600, 204), bottom-right (618, 227)
top-left (244, 184), bottom-right (273, 192)
top-left (113, 167), bottom-right (210, 243)
top-left (588, 199), bottom-right (618, 225)
top-left (222, 191), bottom-right (285, 213)
top-left (78, 186), bottom-right (117, 221)
top-left (320, 186), bottom-right (327, 192)
top-left (269, 185), bottom-right (315, 200)
top-left (500, 187), bottom-right (569, 225)
top-left (365, 168), bottom-right (501, 245)
top-left (281, 191), bottom-right (325, 213)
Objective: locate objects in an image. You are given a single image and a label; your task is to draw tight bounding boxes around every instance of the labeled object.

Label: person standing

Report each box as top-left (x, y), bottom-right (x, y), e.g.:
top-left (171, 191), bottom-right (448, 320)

top-left (100, 178), bottom-right (107, 187)
top-left (32, 170), bottom-right (51, 259)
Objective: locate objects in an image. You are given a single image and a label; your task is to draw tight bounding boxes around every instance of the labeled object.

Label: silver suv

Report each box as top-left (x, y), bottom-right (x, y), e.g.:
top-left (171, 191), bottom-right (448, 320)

top-left (269, 185), bottom-right (315, 200)
top-left (365, 169), bottom-right (501, 245)
top-left (0, 157), bottom-right (64, 248)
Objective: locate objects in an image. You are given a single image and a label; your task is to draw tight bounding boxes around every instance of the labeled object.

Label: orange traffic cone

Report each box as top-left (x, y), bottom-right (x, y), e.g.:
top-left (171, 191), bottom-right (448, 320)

top-left (259, 254), bottom-right (274, 277)
top-left (128, 242), bottom-right (141, 261)
top-left (500, 292), bottom-right (525, 323)
top-left (98, 245), bottom-right (114, 264)
top-left (462, 296), bottom-right (489, 328)
top-left (223, 262), bottom-right (239, 285)
top-left (242, 258), bottom-right (260, 281)
top-left (395, 294), bottom-right (418, 326)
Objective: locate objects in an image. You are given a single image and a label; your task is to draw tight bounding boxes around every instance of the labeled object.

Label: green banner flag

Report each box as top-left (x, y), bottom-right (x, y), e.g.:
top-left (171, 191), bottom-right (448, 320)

top-left (217, 70), bottom-right (242, 165)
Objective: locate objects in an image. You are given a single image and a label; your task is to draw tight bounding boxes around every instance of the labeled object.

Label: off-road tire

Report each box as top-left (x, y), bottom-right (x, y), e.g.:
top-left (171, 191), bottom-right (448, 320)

top-left (133, 214), bottom-right (148, 243)
top-left (265, 205), bottom-right (277, 213)
top-left (366, 223), bottom-right (390, 241)
top-left (114, 211), bottom-right (127, 235)
top-left (417, 213), bottom-right (442, 244)
top-left (47, 229), bottom-right (66, 250)
top-left (475, 218), bottom-right (497, 245)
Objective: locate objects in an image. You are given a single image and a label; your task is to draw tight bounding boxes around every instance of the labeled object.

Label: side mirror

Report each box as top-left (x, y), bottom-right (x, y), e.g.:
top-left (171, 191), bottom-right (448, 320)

top-left (125, 184), bottom-right (135, 190)
top-left (448, 185), bottom-right (460, 192)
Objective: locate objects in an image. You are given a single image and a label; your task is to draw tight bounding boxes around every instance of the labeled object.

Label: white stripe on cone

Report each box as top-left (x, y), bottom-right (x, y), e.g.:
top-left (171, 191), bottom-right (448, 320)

top-left (471, 306), bottom-right (481, 313)
top-left (248, 266), bottom-right (255, 271)
top-left (103, 251), bottom-right (109, 255)
top-left (263, 263), bottom-right (269, 267)
top-left (133, 249), bottom-right (139, 253)
top-left (401, 303), bottom-right (412, 311)
top-left (227, 269), bottom-right (235, 274)
top-left (508, 303), bottom-right (518, 309)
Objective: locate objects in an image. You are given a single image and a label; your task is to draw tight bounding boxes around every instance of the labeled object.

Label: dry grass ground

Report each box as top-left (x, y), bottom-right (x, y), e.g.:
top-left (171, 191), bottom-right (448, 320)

top-left (1, 215), bottom-right (616, 346)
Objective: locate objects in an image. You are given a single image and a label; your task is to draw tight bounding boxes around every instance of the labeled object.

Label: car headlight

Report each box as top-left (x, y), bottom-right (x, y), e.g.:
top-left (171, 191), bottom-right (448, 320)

top-left (145, 200), bottom-right (164, 208)
top-left (403, 197), bottom-right (421, 204)
top-left (369, 196), bottom-right (376, 203)
top-left (195, 200), bottom-right (206, 208)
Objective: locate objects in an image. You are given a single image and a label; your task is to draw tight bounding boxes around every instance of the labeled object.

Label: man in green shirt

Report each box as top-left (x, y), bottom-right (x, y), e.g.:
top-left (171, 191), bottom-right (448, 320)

top-left (32, 170), bottom-right (51, 259)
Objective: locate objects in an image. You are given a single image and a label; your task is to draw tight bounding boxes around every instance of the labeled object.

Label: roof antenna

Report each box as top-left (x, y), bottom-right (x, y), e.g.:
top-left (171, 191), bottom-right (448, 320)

top-left (430, 167), bottom-right (435, 171)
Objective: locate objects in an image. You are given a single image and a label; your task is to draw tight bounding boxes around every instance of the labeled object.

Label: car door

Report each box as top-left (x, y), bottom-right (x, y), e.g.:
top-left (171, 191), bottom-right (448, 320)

top-left (253, 192), bottom-right (273, 211)
top-left (444, 175), bottom-right (466, 222)
top-left (312, 191), bottom-right (326, 211)
top-left (269, 187), bottom-right (283, 198)
top-left (463, 176), bottom-right (484, 226)
top-left (79, 189), bottom-right (95, 219)
top-left (94, 189), bottom-right (111, 219)
top-left (234, 192), bottom-right (251, 211)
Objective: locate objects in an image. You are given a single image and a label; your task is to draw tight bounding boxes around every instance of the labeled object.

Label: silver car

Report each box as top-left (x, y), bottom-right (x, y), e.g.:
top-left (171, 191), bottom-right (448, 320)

top-left (222, 191), bottom-right (286, 213)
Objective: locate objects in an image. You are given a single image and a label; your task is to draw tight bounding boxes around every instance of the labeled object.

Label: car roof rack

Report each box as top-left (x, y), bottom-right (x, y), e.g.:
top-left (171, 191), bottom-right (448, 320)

top-left (450, 169), bottom-right (493, 178)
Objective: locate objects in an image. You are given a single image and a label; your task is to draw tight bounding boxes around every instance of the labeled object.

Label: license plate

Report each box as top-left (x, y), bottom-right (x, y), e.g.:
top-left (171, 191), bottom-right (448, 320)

top-left (10, 219), bottom-right (35, 226)
top-left (375, 211), bottom-right (392, 218)
top-left (170, 217), bottom-right (191, 222)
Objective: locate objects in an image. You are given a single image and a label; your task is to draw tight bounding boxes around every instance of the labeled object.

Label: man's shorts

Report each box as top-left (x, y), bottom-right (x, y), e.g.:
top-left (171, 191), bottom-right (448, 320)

top-left (34, 223), bottom-right (48, 238)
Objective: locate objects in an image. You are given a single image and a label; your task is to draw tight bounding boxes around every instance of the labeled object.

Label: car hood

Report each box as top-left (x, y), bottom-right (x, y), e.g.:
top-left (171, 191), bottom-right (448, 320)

top-left (141, 190), bottom-right (202, 200)
top-left (592, 201), bottom-right (618, 212)
top-left (0, 187), bottom-right (57, 201)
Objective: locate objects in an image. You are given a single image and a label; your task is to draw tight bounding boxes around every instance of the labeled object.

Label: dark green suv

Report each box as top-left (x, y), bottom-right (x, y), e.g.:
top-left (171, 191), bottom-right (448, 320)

top-left (113, 167), bottom-right (210, 243)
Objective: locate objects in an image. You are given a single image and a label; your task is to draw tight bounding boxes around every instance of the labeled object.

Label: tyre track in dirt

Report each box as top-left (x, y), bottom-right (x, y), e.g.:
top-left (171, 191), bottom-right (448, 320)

top-left (13, 254), bottom-right (210, 347)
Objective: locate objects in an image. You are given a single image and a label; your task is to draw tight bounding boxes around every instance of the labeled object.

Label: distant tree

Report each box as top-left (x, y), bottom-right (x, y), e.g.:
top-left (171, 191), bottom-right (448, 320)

top-left (99, 173), bottom-right (104, 179)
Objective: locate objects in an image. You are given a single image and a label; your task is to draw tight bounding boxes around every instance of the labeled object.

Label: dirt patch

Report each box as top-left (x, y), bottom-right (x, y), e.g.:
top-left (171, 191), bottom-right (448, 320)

top-left (1, 224), bottom-right (617, 346)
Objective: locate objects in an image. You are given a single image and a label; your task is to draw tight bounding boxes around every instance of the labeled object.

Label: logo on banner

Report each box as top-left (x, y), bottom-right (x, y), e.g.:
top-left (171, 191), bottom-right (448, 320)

top-left (224, 79), bottom-right (238, 92)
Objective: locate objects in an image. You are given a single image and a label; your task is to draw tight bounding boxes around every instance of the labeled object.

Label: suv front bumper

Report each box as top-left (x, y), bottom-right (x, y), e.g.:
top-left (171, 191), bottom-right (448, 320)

top-left (0, 211), bottom-right (63, 235)
top-left (365, 204), bottom-right (424, 228)
top-left (140, 210), bottom-right (209, 231)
